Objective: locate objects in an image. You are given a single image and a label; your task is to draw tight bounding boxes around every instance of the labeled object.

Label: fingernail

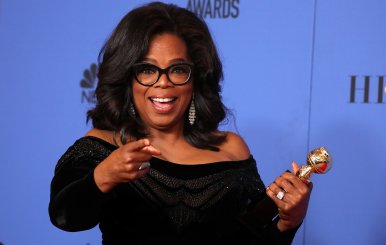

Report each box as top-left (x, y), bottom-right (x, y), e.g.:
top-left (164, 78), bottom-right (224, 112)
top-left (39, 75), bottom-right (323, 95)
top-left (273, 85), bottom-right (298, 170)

top-left (138, 162), bottom-right (151, 170)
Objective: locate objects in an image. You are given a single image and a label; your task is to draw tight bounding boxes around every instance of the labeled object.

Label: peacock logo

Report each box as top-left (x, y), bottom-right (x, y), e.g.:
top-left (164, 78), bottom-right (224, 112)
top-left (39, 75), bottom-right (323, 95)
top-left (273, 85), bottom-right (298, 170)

top-left (80, 63), bottom-right (98, 104)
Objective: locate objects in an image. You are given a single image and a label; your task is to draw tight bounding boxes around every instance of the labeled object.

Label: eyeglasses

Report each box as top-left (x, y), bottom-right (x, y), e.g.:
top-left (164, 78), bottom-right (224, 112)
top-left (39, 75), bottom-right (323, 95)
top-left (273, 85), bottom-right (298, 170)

top-left (132, 62), bottom-right (193, 86)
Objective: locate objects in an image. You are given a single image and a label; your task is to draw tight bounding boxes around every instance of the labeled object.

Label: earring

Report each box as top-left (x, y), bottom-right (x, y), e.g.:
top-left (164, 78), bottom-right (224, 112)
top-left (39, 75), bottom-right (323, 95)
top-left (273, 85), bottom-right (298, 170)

top-left (129, 103), bottom-right (136, 117)
top-left (188, 95), bottom-right (196, 125)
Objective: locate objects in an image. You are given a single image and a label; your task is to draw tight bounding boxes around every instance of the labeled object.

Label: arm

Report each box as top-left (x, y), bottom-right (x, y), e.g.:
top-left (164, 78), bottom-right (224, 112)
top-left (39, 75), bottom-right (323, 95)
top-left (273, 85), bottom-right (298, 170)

top-left (241, 169), bottom-right (311, 244)
top-left (49, 136), bottom-right (161, 231)
top-left (223, 132), bottom-right (308, 243)
top-left (237, 166), bottom-right (302, 244)
top-left (49, 145), bottom-right (111, 231)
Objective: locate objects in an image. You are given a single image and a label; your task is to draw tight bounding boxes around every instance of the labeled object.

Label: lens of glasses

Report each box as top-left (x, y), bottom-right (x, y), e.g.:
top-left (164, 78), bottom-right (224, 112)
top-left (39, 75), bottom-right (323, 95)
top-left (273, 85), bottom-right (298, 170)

top-left (167, 64), bottom-right (191, 84)
top-left (133, 64), bottom-right (158, 85)
top-left (133, 63), bottom-right (192, 85)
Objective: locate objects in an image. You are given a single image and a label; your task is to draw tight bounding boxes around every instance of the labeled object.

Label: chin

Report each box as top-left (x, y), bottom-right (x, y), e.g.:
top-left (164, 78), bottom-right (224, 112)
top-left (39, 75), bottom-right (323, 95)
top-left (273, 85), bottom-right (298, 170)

top-left (149, 119), bottom-right (184, 131)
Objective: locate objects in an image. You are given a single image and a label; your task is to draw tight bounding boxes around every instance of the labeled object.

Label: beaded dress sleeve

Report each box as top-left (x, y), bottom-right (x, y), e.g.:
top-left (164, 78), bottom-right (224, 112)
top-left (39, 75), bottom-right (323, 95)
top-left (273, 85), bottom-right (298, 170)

top-left (49, 137), bottom-right (115, 231)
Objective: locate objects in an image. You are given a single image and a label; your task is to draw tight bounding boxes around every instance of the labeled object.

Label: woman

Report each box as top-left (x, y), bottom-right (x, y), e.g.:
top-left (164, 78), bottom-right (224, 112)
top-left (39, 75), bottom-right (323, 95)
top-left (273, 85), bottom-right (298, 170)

top-left (49, 2), bottom-right (312, 244)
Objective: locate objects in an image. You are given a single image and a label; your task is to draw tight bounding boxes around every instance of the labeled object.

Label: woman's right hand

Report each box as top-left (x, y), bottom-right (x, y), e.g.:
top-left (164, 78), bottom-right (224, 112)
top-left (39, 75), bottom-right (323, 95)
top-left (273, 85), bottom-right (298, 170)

top-left (93, 138), bottom-right (161, 193)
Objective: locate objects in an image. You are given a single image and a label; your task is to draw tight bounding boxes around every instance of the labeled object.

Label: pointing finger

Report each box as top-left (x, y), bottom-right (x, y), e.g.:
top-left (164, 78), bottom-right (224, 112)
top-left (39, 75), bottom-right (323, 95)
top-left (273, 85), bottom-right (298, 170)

top-left (122, 138), bottom-right (151, 152)
top-left (142, 145), bottom-right (162, 156)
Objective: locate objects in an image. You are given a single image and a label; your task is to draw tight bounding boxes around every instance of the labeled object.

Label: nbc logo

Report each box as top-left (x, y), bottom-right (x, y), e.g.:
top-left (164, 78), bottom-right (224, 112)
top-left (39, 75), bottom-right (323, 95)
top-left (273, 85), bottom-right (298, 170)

top-left (80, 63), bottom-right (98, 104)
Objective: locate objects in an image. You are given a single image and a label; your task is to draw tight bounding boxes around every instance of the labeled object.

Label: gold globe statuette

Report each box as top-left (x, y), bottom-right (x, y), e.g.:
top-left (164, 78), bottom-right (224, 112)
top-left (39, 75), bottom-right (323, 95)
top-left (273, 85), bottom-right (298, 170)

top-left (296, 146), bottom-right (333, 183)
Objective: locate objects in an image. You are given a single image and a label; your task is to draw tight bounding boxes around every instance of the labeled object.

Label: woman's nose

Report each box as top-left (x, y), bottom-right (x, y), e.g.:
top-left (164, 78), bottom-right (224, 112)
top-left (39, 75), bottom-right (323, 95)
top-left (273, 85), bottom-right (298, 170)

top-left (154, 73), bottom-right (173, 88)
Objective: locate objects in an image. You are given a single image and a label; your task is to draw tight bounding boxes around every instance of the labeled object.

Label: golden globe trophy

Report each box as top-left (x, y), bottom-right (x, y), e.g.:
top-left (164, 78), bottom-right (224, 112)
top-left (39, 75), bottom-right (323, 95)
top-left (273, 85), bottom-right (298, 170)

top-left (238, 146), bottom-right (333, 230)
top-left (296, 146), bottom-right (332, 183)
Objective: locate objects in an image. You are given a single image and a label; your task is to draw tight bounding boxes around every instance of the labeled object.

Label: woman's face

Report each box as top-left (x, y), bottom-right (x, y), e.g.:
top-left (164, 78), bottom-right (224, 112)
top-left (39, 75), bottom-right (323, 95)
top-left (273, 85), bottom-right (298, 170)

top-left (132, 33), bottom-right (193, 132)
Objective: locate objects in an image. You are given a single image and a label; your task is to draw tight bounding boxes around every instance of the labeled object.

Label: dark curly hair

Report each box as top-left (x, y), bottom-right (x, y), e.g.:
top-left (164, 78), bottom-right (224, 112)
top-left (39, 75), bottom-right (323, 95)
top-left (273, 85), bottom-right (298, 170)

top-left (87, 2), bottom-right (228, 151)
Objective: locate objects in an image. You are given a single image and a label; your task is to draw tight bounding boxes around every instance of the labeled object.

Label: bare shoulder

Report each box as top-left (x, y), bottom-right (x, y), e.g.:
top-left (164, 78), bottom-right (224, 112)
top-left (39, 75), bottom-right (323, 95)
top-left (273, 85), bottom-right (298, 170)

top-left (85, 128), bottom-right (116, 145)
top-left (220, 131), bottom-right (251, 161)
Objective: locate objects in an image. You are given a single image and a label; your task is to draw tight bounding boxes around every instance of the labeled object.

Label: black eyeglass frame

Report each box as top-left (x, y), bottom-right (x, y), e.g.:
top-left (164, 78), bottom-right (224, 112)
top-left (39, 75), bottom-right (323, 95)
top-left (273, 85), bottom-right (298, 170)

top-left (132, 62), bottom-right (194, 86)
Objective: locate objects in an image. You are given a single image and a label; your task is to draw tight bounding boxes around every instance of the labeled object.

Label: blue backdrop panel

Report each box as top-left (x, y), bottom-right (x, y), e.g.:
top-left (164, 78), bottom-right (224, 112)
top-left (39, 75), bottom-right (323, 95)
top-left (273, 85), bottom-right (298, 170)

top-left (0, 1), bottom-right (142, 244)
top-left (0, 0), bottom-right (385, 244)
top-left (306, 1), bottom-right (386, 244)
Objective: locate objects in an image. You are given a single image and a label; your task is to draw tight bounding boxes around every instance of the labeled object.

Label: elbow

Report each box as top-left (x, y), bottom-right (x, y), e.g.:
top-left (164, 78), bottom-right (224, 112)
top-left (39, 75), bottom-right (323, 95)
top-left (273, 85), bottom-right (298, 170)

top-left (48, 202), bottom-right (96, 232)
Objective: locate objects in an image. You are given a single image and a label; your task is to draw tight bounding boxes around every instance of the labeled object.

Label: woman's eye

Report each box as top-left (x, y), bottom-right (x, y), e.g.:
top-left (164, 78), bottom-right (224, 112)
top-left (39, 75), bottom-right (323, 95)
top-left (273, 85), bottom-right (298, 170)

top-left (171, 65), bottom-right (189, 74)
top-left (139, 66), bottom-right (156, 74)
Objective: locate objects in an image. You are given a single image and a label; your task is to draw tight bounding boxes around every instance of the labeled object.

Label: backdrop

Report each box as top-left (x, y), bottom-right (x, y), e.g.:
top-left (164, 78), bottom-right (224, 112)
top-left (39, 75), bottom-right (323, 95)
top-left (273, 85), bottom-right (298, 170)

top-left (0, 0), bottom-right (385, 244)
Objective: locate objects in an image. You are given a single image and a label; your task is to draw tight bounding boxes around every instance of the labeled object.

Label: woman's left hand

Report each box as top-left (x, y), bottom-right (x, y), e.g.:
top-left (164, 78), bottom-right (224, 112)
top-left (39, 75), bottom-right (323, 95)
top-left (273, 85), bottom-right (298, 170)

top-left (266, 162), bottom-right (313, 231)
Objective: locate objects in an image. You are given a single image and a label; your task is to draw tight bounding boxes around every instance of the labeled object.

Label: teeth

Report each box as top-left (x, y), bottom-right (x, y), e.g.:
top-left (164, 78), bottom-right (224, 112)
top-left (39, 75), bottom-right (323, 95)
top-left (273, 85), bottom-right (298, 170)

top-left (151, 97), bottom-right (174, 103)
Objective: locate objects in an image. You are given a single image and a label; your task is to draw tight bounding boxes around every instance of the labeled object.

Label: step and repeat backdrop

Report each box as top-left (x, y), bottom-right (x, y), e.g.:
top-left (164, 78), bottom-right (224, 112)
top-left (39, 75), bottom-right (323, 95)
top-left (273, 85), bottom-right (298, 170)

top-left (0, 0), bottom-right (385, 244)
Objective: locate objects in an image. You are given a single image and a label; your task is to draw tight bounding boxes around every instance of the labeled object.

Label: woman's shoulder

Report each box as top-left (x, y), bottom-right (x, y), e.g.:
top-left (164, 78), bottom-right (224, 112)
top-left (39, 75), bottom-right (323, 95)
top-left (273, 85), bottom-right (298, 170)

top-left (85, 128), bottom-right (116, 144)
top-left (65, 129), bottom-right (117, 156)
top-left (219, 131), bottom-right (251, 161)
top-left (54, 130), bottom-right (117, 173)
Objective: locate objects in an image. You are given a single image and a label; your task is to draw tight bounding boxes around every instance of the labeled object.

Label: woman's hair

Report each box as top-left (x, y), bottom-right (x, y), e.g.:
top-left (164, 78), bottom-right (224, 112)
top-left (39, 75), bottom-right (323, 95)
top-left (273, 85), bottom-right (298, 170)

top-left (87, 2), bottom-right (228, 151)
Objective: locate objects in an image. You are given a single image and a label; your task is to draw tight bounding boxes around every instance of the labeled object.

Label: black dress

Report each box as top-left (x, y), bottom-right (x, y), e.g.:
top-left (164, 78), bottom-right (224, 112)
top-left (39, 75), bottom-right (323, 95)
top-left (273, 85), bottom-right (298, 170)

top-left (49, 136), bottom-right (298, 244)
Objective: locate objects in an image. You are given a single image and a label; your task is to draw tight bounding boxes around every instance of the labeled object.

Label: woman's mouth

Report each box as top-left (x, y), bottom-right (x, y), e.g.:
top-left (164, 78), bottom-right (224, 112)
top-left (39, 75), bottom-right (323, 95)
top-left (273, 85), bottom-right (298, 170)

top-left (149, 97), bottom-right (177, 113)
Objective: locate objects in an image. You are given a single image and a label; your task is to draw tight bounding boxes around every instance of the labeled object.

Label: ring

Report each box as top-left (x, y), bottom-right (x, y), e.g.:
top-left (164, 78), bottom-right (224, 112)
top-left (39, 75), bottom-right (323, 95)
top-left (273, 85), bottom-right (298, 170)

top-left (138, 161), bottom-right (150, 170)
top-left (276, 191), bottom-right (285, 200)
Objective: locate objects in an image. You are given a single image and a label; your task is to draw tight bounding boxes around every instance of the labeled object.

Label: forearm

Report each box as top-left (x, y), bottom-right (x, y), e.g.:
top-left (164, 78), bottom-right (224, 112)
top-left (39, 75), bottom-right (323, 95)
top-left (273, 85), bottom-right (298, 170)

top-left (49, 169), bottom-right (109, 231)
top-left (237, 193), bottom-right (300, 244)
top-left (263, 218), bottom-right (300, 244)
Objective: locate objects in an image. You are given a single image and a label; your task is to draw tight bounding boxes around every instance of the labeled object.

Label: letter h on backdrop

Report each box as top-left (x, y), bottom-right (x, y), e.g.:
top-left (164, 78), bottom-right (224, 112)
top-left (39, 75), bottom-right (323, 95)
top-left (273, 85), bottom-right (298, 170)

top-left (349, 75), bottom-right (385, 104)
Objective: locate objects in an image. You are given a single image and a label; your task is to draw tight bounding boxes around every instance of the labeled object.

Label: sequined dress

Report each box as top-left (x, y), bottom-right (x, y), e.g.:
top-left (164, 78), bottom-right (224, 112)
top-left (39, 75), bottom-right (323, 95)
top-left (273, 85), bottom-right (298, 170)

top-left (49, 136), bottom-right (298, 244)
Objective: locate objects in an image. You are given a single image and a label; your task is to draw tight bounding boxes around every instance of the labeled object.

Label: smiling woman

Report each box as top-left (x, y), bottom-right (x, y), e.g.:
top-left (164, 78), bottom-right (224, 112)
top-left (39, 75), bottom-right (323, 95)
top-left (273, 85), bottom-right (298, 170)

top-left (48, 2), bottom-right (312, 244)
top-left (87, 1), bottom-right (227, 151)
